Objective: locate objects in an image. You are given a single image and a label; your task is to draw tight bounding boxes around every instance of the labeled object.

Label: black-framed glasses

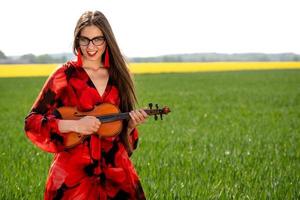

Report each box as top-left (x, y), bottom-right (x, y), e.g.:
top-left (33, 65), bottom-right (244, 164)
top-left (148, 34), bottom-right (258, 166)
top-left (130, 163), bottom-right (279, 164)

top-left (78, 36), bottom-right (106, 46)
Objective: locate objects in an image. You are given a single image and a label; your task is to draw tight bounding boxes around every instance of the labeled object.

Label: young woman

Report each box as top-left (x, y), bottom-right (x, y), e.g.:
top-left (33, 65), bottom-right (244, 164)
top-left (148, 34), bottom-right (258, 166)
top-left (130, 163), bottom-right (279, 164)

top-left (24, 10), bottom-right (148, 200)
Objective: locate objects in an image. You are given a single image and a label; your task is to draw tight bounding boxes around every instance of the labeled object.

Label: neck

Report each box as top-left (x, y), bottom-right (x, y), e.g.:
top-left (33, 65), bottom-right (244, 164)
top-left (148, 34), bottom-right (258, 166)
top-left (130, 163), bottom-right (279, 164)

top-left (82, 59), bottom-right (103, 70)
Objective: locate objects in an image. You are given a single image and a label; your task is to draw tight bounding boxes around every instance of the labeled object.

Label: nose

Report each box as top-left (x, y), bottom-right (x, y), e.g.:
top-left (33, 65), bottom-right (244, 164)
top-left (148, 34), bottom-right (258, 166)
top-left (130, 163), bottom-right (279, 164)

top-left (87, 41), bottom-right (96, 49)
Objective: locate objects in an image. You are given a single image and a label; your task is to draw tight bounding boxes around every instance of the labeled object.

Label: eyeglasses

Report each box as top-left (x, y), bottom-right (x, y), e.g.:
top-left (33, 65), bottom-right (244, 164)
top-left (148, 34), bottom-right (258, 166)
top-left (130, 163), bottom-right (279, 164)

top-left (78, 36), bottom-right (106, 46)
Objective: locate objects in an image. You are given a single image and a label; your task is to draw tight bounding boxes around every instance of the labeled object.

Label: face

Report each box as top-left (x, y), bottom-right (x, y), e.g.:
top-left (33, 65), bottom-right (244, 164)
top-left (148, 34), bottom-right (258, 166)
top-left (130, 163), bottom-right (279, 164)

top-left (79, 25), bottom-right (106, 64)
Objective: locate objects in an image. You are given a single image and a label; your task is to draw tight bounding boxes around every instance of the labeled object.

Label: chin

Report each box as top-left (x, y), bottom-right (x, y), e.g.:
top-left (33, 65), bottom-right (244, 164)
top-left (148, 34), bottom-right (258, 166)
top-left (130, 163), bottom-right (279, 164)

top-left (84, 53), bottom-right (102, 62)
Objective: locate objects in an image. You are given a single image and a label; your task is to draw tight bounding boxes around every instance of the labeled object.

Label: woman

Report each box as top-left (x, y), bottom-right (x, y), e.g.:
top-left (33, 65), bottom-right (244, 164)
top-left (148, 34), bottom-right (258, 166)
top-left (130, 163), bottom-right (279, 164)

top-left (24, 10), bottom-right (148, 200)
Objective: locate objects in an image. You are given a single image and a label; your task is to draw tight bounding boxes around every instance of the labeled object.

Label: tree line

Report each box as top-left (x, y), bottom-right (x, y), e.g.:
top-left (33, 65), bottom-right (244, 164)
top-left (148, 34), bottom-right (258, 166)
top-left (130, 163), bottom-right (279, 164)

top-left (129, 52), bottom-right (300, 62)
top-left (1, 50), bottom-right (300, 64)
top-left (0, 51), bottom-right (71, 64)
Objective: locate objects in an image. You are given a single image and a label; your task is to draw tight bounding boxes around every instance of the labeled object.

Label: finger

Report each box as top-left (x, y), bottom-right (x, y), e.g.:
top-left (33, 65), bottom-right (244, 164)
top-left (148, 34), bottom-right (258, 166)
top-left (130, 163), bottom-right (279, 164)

top-left (92, 116), bottom-right (101, 125)
top-left (92, 124), bottom-right (99, 131)
top-left (94, 121), bottom-right (100, 127)
top-left (82, 130), bottom-right (92, 135)
top-left (89, 127), bottom-right (97, 133)
top-left (137, 109), bottom-right (148, 122)
top-left (134, 110), bottom-right (144, 123)
top-left (140, 109), bottom-right (148, 118)
top-left (86, 116), bottom-right (95, 120)
top-left (136, 109), bottom-right (145, 121)
top-left (137, 110), bottom-right (148, 123)
top-left (133, 110), bottom-right (144, 122)
top-left (129, 112), bottom-right (138, 124)
top-left (129, 111), bottom-right (137, 122)
top-left (92, 127), bottom-right (98, 133)
top-left (88, 116), bottom-right (98, 122)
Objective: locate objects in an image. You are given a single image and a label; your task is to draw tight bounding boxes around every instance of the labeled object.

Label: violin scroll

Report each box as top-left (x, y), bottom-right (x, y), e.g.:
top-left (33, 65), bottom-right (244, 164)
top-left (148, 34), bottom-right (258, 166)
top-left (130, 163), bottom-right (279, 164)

top-left (148, 103), bottom-right (171, 120)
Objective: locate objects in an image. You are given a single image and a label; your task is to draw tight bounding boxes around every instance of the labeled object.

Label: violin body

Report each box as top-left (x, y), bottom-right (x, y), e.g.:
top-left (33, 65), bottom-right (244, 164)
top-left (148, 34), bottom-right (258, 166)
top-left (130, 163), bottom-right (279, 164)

top-left (57, 103), bottom-right (123, 148)
top-left (55, 103), bottom-right (171, 149)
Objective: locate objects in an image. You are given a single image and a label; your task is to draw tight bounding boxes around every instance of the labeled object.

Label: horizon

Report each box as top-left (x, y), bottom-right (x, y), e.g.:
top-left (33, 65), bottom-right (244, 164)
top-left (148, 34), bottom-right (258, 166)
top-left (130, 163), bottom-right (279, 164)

top-left (3, 51), bottom-right (300, 59)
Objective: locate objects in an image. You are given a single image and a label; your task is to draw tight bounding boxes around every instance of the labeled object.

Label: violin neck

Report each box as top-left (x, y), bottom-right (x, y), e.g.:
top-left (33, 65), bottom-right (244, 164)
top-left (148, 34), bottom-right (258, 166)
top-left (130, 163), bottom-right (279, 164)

top-left (96, 109), bottom-right (159, 123)
top-left (97, 112), bottom-right (129, 123)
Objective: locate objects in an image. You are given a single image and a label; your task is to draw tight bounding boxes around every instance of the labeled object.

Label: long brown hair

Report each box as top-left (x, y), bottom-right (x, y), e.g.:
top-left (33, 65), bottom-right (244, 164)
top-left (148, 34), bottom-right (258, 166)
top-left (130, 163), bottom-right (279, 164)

top-left (73, 11), bottom-right (137, 155)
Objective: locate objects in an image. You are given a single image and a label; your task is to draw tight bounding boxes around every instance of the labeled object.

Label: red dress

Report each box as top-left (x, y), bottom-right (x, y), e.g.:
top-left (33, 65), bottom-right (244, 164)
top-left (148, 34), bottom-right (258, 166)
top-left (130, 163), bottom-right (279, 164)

top-left (24, 61), bottom-right (146, 200)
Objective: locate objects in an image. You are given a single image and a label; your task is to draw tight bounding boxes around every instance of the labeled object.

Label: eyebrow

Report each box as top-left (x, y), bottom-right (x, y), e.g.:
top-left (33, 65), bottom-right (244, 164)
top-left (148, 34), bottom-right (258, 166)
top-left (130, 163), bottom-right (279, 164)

top-left (79, 35), bottom-right (105, 40)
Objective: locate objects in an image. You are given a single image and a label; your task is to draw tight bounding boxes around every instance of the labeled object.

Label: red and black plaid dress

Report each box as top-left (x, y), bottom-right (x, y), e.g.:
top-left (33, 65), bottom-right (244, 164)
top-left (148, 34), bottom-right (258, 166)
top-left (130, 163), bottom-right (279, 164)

top-left (24, 61), bottom-right (145, 200)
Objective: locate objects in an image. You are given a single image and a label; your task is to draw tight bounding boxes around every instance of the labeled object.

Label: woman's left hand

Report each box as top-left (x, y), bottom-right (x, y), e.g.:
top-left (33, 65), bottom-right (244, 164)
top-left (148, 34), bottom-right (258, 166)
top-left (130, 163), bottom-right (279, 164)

top-left (128, 109), bottom-right (148, 130)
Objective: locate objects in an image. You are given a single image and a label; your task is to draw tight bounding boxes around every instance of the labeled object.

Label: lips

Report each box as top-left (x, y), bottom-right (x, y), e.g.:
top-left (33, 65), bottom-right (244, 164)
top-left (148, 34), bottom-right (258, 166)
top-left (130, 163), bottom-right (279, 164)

top-left (86, 50), bottom-right (98, 57)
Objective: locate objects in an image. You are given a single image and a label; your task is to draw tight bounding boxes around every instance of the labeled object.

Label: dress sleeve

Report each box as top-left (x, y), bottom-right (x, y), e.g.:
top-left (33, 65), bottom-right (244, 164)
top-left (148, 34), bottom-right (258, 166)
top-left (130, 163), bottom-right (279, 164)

top-left (129, 128), bottom-right (139, 151)
top-left (24, 66), bottom-right (67, 153)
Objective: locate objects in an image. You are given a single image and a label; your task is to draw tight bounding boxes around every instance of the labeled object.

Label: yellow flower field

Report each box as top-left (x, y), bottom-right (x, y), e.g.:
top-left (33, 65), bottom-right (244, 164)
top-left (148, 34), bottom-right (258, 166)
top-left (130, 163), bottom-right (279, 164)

top-left (0, 62), bottom-right (300, 77)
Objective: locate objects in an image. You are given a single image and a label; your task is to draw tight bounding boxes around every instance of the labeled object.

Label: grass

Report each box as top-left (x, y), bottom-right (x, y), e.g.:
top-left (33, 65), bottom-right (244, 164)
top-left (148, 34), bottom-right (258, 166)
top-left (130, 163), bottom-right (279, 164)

top-left (0, 69), bottom-right (299, 199)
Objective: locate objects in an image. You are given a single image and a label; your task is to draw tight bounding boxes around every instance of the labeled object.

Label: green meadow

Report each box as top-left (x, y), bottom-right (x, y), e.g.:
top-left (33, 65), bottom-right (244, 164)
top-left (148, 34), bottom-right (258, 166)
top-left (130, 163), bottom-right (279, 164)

top-left (0, 70), bottom-right (299, 199)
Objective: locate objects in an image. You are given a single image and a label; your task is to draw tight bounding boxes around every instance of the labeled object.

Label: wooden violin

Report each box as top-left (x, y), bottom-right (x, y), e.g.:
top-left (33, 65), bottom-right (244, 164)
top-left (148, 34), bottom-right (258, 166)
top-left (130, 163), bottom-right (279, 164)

top-left (55, 103), bottom-right (171, 148)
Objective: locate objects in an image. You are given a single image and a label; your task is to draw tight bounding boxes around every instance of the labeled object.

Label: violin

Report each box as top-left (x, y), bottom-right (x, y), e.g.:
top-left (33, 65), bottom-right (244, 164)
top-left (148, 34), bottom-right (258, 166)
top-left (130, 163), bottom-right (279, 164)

top-left (54, 103), bottom-right (171, 148)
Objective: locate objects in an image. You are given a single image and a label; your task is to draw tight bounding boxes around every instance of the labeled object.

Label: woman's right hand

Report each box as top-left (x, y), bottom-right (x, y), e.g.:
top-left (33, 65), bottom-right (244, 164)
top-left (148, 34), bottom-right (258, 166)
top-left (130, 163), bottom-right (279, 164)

top-left (74, 116), bottom-right (101, 135)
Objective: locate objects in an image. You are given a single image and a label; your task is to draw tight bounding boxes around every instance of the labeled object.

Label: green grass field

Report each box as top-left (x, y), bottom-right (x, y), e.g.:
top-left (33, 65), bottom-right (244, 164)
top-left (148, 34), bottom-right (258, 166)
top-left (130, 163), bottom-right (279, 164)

top-left (0, 70), bottom-right (299, 199)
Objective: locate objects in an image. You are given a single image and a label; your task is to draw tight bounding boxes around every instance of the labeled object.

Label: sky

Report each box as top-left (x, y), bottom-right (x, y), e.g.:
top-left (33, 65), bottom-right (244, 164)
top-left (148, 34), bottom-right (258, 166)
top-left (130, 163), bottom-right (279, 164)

top-left (0, 0), bottom-right (300, 57)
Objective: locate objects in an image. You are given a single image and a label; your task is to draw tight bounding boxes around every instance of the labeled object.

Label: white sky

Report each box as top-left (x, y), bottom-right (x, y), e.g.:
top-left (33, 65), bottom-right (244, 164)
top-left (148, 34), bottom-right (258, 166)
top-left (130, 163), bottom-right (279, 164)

top-left (0, 0), bottom-right (300, 57)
